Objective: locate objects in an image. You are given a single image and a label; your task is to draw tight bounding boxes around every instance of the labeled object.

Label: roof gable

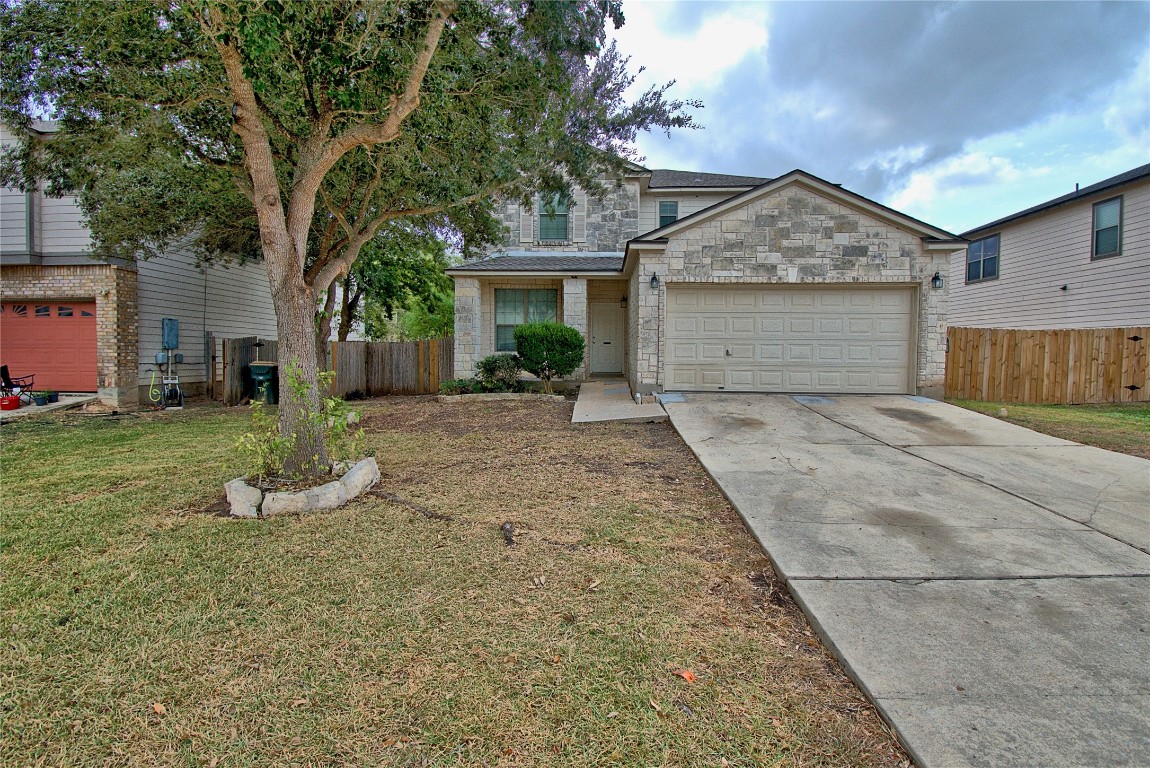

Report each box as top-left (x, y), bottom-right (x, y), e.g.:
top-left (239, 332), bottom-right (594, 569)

top-left (635, 170), bottom-right (960, 243)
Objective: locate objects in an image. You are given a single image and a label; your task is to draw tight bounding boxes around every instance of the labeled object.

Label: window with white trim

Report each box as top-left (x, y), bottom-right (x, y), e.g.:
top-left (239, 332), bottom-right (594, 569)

top-left (658, 200), bottom-right (679, 228)
top-left (966, 233), bottom-right (999, 283)
top-left (1092, 196), bottom-right (1122, 259)
top-left (495, 288), bottom-right (557, 351)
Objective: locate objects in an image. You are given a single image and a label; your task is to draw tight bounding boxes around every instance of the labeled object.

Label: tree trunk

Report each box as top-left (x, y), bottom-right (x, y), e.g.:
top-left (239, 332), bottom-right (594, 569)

top-left (316, 282), bottom-right (337, 371)
top-left (268, 265), bottom-right (330, 477)
top-left (338, 283), bottom-right (362, 342)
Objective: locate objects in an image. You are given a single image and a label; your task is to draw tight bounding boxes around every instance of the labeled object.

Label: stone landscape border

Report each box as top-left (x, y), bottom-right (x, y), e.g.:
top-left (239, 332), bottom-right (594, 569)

top-left (436, 393), bottom-right (566, 403)
top-left (225, 457), bottom-right (381, 518)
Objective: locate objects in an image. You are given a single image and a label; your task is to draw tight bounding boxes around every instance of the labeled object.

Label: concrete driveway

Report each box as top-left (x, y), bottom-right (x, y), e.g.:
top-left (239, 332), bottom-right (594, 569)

top-left (663, 394), bottom-right (1150, 768)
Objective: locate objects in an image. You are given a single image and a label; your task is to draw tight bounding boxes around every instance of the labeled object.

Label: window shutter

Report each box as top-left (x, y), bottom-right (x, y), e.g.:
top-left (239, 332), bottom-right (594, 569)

top-left (572, 188), bottom-right (587, 243)
top-left (520, 204), bottom-right (533, 243)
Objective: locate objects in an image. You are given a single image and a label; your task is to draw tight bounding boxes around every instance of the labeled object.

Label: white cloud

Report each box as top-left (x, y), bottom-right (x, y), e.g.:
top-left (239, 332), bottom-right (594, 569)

top-left (1103, 51), bottom-right (1150, 148)
top-left (891, 152), bottom-right (1025, 211)
top-left (610, 2), bottom-right (769, 94)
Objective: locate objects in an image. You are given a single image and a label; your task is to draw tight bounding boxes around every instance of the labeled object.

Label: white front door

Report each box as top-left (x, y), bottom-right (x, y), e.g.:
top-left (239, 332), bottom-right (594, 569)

top-left (590, 302), bottom-right (625, 374)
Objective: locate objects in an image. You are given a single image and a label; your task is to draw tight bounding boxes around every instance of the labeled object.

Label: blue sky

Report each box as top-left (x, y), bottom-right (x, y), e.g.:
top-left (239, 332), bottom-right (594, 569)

top-left (609, 1), bottom-right (1150, 234)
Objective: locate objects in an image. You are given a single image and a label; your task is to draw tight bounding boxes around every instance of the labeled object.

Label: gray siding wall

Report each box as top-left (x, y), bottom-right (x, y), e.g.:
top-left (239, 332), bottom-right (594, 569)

top-left (1, 123), bottom-right (91, 257)
top-left (949, 180), bottom-right (1150, 328)
top-left (137, 248), bottom-right (278, 386)
top-left (638, 190), bottom-right (747, 235)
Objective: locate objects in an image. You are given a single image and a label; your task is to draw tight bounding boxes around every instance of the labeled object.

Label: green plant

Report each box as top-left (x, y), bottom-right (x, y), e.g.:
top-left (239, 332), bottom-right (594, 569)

top-left (513, 323), bottom-right (585, 394)
top-left (235, 400), bottom-right (290, 480)
top-left (439, 379), bottom-right (476, 396)
top-left (237, 364), bottom-right (365, 480)
top-left (475, 353), bottom-right (522, 393)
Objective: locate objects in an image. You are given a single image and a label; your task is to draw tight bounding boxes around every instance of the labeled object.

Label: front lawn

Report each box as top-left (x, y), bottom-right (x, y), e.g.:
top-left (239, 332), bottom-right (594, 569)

top-left (948, 399), bottom-right (1150, 458)
top-left (1, 400), bottom-right (905, 767)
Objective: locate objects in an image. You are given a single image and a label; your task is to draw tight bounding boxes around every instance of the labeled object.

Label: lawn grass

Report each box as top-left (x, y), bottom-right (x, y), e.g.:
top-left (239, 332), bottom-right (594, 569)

top-left (1, 400), bottom-right (906, 767)
top-left (948, 399), bottom-right (1150, 458)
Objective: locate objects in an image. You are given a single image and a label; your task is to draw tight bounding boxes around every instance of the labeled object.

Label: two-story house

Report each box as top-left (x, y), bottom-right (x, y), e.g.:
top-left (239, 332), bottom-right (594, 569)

top-left (0, 122), bottom-right (278, 406)
top-left (949, 163), bottom-right (1150, 330)
top-left (448, 165), bottom-right (965, 398)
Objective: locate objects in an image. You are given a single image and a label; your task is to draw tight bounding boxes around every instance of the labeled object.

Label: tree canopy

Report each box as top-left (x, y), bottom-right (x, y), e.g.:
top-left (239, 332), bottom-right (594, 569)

top-left (0, 0), bottom-right (700, 475)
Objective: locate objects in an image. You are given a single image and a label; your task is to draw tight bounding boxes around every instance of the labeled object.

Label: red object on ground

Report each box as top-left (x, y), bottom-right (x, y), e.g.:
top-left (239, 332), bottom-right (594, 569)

top-left (0, 301), bottom-right (98, 392)
top-left (1, 395), bottom-right (20, 410)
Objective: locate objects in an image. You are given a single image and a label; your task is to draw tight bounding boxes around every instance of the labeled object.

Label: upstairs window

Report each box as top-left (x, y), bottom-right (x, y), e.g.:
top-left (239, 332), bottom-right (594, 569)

top-left (538, 195), bottom-right (569, 242)
top-left (966, 234), bottom-right (999, 283)
top-left (1092, 196), bottom-right (1122, 259)
top-left (658, 200), bottom-right (679, 228)
top-left (495, 288), bottom-right (557, 351)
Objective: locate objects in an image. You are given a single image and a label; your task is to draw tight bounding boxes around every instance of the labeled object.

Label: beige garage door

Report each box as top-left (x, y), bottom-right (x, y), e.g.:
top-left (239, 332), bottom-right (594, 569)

top-left (665, 285), bottom-right (914, 393)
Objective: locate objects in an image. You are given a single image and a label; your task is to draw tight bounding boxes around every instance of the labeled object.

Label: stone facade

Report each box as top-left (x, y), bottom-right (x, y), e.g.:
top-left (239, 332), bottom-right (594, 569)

top-left (493, 179), bottom-right (640, 253)
top-left (629, 183), bottom-right (953, 397)
top-left (452, 277), bottom-right (481, 378)
top-left (0, 264), bottom-right (140, 405)
top-left (561, 278), bottom-right (587, 379)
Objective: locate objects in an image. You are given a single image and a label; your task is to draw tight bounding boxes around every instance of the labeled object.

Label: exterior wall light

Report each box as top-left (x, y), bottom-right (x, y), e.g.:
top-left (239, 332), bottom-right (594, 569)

top-left (930, 271), bottom-right (943, 290)
top-left (620, 295), bottom-right (628, 308)
top-left (650, 273), bottom-right (660, 290)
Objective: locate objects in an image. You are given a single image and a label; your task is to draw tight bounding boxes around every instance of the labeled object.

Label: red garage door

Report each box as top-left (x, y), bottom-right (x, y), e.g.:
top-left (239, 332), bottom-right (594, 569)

top-left (0, 302), bottom-right (98, 392)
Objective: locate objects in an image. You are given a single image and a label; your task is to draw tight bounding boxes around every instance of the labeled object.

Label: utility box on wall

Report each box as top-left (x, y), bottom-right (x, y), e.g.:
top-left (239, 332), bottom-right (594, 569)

top-left (162, 318), bottom-right (179, 350)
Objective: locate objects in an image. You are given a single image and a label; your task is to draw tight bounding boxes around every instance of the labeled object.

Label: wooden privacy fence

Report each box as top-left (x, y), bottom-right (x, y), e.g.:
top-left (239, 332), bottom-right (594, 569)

top-left (945, 326), bottom-right (1149, 404)
top-left (331, 338), bottom-right (453, 397)
top-left (215, 336), bottom-right (453, 403)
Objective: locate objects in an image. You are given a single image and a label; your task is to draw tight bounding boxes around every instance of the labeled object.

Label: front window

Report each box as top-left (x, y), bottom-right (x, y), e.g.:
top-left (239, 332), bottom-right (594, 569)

top-left (495, 288), bottom-right (557, 351)
top-left (966, 234), bottom-right (999, 283)
top-left (659, 200), bottom-right (679, 228)
top-left (538, 195), bottom-right (569, 242)
top-left (1092, 196), bottom-right (1122, 259)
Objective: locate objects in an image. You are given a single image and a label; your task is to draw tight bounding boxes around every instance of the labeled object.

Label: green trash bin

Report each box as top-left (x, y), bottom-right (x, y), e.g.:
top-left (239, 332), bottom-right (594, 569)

top-left (248, 361), bottom-right (278, 405)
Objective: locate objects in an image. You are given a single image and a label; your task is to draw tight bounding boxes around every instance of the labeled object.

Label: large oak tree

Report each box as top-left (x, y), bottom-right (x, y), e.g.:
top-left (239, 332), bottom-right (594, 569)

top-left (0, 0), bottom-right (698, 475)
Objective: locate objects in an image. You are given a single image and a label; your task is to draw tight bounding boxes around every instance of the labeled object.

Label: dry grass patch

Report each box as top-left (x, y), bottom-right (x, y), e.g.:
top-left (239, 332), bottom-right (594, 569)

top-left (1, 399), bottom-right (906, 767)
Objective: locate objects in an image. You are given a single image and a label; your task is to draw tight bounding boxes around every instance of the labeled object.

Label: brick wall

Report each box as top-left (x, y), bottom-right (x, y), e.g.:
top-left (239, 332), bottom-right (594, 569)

top-left (0, 264), bottom-right (139, 405)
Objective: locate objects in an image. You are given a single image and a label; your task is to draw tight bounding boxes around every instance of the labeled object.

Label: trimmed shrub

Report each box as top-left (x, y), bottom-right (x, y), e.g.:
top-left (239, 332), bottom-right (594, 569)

top-left (513, 322), bottom-right (585, 394)
top-left (438, 379), bottom-right (475, 396)
top-left (475, 353), bottom-right (522, 392)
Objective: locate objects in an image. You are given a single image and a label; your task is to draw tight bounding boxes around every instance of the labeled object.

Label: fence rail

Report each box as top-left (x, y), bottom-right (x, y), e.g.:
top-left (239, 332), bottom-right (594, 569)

top-left (945, 326), bottom-right (1149, 404)
top-left (216, 337), bottom-right (452, 404)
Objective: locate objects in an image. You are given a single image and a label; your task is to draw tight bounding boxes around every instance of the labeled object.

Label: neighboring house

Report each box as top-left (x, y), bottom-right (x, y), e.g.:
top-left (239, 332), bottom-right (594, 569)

top-left (0, 123), bottom-right (277, 406)
top-left (448, 166), bottom-right (965, 398)
top-left (949, 163), bottom-right (1150, 329)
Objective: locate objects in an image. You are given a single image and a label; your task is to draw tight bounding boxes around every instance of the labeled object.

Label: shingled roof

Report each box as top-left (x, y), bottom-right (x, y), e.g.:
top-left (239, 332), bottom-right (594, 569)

top-left (449, 252), bottom-right (624, 273)
top-left (648, 169), bottom-right (769, 189)
top-left (964, 163), bottom-right (1150, 236)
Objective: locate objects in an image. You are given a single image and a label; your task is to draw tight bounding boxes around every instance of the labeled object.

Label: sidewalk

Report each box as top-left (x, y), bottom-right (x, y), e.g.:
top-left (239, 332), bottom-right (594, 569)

top-left (571, 379), bottom-right (667, 423)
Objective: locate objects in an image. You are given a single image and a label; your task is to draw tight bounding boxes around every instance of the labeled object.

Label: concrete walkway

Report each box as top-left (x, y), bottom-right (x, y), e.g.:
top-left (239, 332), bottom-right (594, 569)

top-left (664, 393), bottom-right (1150, 768)
top-left (0, 394), bottom-right (97, 423)
top-left (571, 378), bottom-right (666, 423)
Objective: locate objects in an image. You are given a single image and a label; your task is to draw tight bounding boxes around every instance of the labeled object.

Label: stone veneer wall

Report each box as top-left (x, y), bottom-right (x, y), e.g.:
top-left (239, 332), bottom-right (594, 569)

top-left (492, 179), bottom-right (640, 253)
top-left (631, 184), bottom-right (954, 396)
top-left (562, 278), bottom-right (587, 379)
top-left (453, 277), bottom-right (568, 378)
top-left (0, 264), bottom-right (139, 405)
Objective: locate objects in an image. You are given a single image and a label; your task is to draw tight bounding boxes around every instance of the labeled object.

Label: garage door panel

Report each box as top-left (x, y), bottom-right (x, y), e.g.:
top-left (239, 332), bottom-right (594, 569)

top-left (664, 286), bottom-right (913, 394)
top-left (0, 301), bottom-right (98, 391)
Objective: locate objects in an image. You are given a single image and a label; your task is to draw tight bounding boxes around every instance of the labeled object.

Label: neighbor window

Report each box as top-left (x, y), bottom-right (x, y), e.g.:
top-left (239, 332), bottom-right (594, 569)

top-left (538, 194), bottom-right (569, 242)
top-left (1092, 196), bottom-right (1122, 259)
top-left (966, 234), bottom-right (999, 283)
top-left (495, 288), bottom-right (557, 351)
top-left (658, 200), bottom-right (679, 228)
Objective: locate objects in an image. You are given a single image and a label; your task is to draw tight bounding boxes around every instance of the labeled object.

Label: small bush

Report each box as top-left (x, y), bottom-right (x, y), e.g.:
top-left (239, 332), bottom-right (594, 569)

top-left (513, 322), bottom-right (585, 394)
top-left (475, 353), bottom-right (522, 393)
top-left (439, 379), bottom-right (475, 395)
